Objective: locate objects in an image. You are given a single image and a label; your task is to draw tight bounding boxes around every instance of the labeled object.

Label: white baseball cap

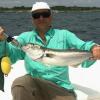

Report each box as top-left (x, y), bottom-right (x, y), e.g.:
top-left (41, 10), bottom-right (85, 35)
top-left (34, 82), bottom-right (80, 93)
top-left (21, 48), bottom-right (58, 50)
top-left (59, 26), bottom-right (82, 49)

top-left (31, 2), bottom-right (50, 12)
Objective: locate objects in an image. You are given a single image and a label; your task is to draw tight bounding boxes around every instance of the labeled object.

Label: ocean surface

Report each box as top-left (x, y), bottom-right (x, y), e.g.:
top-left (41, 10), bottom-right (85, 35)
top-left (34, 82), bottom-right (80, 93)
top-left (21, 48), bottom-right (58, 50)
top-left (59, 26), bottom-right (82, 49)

top-left (0, 11), bottom-right (100, 100)
top-left (0, 11), bottom-right (100, 44)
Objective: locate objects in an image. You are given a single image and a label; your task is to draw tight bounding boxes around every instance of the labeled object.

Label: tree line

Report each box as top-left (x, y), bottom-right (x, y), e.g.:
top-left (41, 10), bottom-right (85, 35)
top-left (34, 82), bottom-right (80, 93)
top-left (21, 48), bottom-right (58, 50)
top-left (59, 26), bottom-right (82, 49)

top-left (0, 6), bottom-right (100, 12)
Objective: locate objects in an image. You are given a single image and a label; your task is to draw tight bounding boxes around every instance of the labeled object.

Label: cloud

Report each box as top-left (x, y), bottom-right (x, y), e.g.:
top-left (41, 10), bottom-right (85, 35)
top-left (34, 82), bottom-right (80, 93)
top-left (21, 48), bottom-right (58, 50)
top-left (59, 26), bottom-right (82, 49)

top-left (0, 0), bottom-right (100, 7)
top-left (0, 0), bottom-right (22, 7)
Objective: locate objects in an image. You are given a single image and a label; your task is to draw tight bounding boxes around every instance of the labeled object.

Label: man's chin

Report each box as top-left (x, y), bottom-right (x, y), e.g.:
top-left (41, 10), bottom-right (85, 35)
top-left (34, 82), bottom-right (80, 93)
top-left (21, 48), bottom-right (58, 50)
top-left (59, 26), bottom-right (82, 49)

top-left (38, 26), bottom-right (48, 30)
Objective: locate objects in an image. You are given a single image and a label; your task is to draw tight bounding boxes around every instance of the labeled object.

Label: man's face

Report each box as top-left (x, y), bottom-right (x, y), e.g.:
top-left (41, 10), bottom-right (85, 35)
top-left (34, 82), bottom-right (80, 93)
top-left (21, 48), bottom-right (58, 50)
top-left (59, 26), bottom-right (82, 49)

top-left (32, 9), bottom-right (52, 30)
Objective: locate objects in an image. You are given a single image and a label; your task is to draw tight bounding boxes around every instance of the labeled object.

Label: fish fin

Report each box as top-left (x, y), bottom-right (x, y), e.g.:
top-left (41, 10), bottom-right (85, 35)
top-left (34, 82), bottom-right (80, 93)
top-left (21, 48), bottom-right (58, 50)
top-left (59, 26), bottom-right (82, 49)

top-left (45, 64), bottom-right (52, 67)
top-left (46, 53), bottom-right (55, 58)
top-left (71, 63), bottom-right (80, 68)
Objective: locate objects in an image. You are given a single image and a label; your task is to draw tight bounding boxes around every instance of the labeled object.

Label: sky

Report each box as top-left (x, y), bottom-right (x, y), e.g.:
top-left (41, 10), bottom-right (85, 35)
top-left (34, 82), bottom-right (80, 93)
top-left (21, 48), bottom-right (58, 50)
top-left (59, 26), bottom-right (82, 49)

top-left (0, 0), bottom-right (100, 8)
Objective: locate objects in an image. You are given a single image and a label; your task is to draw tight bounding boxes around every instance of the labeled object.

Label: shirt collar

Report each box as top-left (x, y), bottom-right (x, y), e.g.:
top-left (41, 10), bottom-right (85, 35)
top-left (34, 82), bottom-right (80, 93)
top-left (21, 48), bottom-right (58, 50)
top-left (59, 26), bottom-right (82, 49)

top-left (33, 28), bottom-right (54, 38)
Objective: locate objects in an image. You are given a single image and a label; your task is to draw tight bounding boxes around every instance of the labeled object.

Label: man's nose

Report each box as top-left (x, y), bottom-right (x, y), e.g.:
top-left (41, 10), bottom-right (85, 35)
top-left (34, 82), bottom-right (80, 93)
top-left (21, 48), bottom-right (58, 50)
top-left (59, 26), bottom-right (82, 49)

top-left (39, 15), bottom-right (44, 20)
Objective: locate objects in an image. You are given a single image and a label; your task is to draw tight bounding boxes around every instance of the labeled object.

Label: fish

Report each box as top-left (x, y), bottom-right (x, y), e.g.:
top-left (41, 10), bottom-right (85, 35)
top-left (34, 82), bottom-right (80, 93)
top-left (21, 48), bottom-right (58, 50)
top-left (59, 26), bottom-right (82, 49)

top-left (22, 43), bottom-right (93, 67)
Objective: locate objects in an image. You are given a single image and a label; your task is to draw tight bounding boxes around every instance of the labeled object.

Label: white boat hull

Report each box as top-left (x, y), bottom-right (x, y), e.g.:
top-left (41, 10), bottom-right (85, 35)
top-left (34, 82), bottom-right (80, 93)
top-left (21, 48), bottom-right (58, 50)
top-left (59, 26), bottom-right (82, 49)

top-left (0, 60), bottom-right (100, 100)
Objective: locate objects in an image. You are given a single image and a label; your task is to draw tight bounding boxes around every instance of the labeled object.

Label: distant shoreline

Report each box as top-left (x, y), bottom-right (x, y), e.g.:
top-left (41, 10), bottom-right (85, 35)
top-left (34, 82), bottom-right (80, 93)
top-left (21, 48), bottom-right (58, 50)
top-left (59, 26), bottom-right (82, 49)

top-left (0, 6), bottom-right (100, 12)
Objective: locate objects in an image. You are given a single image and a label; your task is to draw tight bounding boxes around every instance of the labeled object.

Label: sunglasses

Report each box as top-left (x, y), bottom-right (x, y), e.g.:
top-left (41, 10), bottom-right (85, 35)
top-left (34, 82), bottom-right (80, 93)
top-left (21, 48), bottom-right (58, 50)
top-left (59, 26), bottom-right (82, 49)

top-left (32, 11), bottom-right (51, 19)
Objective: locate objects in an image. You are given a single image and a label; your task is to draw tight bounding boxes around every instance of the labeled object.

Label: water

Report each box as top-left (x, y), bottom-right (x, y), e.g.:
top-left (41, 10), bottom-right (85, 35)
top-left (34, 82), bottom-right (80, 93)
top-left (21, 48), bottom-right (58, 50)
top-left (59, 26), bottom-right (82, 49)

top-left (0, 11), bottom-right (100, 100)
top-left (0, 11), bottom-right (100, 44)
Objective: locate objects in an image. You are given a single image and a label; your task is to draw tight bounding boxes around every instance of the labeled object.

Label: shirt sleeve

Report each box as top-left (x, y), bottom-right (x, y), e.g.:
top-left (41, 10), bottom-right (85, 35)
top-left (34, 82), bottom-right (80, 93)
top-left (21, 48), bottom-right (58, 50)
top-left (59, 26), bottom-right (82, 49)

top-left (65, 30), bottom-right (96, 68)
top-left (66, 30), bottom-right (96, 51)
top-left (6, 42), bottom-right (25, 64)
top-left (0, 39), bottom-right (25, 64)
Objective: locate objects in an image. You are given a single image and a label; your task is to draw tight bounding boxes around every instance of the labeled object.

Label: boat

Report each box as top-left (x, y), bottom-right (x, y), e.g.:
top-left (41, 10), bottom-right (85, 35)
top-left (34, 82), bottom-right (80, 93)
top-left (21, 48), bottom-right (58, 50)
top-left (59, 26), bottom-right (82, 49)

top-left (0, 60), bottom-right (100, 100)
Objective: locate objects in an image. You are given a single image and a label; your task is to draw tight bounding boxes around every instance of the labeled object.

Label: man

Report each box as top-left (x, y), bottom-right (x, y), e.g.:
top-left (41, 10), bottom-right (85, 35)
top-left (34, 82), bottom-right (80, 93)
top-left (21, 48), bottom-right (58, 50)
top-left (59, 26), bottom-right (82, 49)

top-left (0, 2), bottom-right (100, 100)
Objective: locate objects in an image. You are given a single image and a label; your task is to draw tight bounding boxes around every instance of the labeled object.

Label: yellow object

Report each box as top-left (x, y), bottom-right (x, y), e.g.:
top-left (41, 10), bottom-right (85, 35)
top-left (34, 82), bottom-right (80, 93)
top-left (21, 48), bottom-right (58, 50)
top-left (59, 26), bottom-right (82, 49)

top-left (1, 56), bottom-right (11, 76)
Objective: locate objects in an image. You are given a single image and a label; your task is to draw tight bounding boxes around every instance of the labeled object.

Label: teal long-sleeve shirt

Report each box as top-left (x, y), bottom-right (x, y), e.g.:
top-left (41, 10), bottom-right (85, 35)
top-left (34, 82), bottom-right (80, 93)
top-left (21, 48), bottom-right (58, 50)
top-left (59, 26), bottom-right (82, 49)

top-left (0, 28), bottom-right (96, 90)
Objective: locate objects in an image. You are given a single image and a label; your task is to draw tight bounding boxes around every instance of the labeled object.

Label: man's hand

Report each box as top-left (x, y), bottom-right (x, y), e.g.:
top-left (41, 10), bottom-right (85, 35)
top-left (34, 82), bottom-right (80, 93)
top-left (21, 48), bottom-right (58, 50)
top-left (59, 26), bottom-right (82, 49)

top-left (0, 26), bottom-right (5, 40)
top-left (91, 45), bottom-right (100, 60)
